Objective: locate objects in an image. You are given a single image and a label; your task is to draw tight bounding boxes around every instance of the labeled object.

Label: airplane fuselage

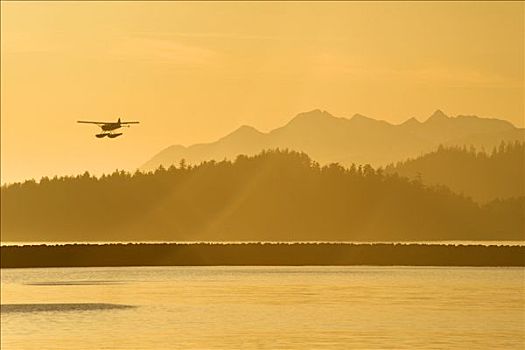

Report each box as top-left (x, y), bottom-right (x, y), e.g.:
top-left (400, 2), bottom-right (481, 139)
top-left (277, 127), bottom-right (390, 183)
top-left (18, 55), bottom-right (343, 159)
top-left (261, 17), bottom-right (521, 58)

top-left (101, 123), bottom-right (121, 131)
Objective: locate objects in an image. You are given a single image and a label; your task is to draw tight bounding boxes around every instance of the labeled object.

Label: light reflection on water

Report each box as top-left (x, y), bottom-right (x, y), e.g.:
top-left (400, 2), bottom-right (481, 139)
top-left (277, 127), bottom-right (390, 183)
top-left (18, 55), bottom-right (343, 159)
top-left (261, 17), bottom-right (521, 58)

top-left (2, 240), bottom-right (525, 246)
top-left (2, 266), bottom-right (524, 349)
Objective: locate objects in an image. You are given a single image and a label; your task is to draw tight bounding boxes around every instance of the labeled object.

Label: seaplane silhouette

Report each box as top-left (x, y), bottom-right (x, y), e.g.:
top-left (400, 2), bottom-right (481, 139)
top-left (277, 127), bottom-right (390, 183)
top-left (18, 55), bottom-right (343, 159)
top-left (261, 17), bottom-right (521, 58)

top-left (77, 118), bottom-right (139, 138)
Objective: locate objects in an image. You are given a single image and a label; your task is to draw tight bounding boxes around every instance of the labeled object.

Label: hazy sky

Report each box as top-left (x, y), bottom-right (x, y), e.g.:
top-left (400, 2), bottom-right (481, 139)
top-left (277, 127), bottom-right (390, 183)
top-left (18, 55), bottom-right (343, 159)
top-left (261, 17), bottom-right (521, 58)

top-left (1, 1), bottom-right (523, 184)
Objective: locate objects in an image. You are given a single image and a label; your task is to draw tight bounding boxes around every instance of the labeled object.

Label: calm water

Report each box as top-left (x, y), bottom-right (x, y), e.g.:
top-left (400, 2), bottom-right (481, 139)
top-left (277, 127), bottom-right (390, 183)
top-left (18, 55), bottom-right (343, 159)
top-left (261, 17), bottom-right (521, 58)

top-left (2, 266), bottom-right (524, 349)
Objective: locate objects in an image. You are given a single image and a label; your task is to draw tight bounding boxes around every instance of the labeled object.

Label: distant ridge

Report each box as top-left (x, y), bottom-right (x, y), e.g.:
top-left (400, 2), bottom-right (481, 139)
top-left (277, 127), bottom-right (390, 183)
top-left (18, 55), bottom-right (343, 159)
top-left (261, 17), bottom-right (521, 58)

top-left (386, 142), bottom-right (525, 203)
top-left (141, 109), bottom-right (524, 171)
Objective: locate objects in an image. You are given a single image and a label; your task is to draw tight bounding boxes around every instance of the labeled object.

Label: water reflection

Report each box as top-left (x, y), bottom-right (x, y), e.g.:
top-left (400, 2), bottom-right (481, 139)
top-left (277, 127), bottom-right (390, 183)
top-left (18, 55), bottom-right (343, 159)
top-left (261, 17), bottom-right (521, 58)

top-left (1, 266), bottom-right (524, 349)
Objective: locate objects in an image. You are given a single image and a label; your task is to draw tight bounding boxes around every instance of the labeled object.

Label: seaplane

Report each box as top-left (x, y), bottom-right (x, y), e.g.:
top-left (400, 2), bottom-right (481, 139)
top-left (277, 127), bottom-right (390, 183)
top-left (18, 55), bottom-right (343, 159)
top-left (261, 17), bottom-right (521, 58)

top-left (77, 118), bottom-right (140, 138)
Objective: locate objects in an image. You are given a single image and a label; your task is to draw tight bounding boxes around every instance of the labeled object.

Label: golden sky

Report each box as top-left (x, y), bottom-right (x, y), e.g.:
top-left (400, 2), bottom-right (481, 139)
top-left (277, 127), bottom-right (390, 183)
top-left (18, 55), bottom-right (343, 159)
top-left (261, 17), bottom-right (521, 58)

top-left (1, 1), bottom-right (523, 184)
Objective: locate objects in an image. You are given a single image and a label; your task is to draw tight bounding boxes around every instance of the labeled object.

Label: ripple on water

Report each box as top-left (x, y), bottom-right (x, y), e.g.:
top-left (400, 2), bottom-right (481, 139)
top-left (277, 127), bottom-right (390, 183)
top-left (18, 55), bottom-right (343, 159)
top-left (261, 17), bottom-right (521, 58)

top-left (1, 303), bottom-right (135, 313)
top-left (25, 280), bottom-right (129, 286)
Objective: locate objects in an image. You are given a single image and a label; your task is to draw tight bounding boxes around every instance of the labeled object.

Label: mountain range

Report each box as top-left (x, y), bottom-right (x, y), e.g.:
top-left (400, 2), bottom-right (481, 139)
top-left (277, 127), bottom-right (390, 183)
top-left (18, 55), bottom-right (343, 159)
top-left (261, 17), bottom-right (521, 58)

top-left (141, 109), bottom-right (524, 171)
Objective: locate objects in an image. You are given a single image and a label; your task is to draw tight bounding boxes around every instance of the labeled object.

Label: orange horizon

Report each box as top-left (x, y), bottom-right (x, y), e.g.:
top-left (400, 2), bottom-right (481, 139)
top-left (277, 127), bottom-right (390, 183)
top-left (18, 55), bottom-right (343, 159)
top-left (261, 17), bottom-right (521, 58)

top-left (1, 1), bottom-right (523, 184)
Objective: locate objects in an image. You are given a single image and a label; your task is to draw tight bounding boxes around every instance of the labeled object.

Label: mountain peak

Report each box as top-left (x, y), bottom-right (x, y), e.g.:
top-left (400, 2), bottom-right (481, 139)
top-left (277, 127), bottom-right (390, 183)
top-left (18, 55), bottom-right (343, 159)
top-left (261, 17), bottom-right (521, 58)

top-left (225, 124), bottom-right (263, 139)
top-left (294, 109), bottom-right (334, 120)
top-left (401, 117), bottom-right (421, 126)
top-left (236, 125), bottom-right (261, 133)
top-left (427, 109), bottom-right (449, 122)
top-left (351, 113), bottom-right (374, 122)
top-left (285, 109), bottom-right (337, 127)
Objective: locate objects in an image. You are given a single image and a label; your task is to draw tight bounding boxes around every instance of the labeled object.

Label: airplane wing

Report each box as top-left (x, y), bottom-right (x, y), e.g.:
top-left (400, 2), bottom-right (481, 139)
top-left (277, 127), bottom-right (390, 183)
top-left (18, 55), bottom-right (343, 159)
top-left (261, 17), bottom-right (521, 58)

top-left (119, 121), bottom-right (140, 124)
top-left (77, 120), bottom-right (111, 125)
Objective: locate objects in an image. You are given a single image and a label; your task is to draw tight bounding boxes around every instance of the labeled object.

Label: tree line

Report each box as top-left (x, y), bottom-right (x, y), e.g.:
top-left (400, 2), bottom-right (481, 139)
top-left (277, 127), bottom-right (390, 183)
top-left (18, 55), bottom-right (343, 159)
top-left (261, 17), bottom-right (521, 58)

top-left (1, 149), bottom-right (523, 242)
top-left (385, 141), bottom-right (524, 203)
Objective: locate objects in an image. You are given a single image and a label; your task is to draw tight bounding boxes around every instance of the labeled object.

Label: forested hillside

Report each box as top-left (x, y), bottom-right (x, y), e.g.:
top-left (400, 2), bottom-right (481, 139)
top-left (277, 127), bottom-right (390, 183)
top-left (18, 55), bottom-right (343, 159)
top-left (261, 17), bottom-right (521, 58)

top-left (385, 142), bottom-right (524, 203)
top-left (2, 150), bottom-right (523, 242)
